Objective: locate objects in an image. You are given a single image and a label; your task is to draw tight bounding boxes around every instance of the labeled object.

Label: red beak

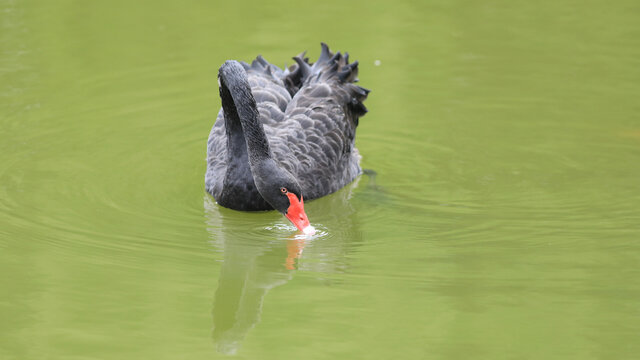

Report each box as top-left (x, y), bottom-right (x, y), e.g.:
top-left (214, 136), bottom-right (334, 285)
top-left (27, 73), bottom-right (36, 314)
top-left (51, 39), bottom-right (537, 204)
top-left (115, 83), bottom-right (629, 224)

top-left (284, 192), bottom-right (310, 232)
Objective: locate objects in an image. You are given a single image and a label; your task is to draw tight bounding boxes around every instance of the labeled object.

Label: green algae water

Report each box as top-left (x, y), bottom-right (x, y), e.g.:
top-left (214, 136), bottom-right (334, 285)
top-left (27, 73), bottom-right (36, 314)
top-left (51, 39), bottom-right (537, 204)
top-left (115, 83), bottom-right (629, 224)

top-left (2, 1), bottom-right (640, 359)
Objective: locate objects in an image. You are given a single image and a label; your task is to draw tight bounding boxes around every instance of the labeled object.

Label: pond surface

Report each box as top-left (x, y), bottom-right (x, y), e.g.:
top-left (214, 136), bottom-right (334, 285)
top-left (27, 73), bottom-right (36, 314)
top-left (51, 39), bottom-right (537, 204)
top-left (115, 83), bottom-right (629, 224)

top-left (1, 1), bottom-right (640, 359)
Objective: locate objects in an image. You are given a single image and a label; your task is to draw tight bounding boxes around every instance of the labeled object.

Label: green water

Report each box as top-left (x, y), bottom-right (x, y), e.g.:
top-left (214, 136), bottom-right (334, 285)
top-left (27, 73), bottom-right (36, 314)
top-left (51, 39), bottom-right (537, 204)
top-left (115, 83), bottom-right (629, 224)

top-left (2, 0), bottom-right (640, 359)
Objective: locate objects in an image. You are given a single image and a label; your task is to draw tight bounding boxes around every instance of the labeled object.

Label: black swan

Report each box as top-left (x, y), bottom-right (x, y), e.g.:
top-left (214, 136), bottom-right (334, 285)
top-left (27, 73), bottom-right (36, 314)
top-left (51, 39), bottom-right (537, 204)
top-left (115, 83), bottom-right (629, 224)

top-left (205, 43), bottom-right (369, 234)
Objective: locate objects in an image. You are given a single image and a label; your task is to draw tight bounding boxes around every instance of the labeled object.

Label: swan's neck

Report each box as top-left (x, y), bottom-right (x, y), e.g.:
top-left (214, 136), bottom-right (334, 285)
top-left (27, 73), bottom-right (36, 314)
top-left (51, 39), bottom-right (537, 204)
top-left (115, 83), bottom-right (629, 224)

top-left (216, 61), bottom-right (275, 210)
top-left (219, 61), bottom-right (271, 166)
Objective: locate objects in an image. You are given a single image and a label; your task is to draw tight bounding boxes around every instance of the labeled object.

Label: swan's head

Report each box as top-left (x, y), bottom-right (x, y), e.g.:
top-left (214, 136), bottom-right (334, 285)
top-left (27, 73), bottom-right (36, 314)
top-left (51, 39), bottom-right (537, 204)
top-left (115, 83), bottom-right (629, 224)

top-left (253, 162), bottom-right (314, 235)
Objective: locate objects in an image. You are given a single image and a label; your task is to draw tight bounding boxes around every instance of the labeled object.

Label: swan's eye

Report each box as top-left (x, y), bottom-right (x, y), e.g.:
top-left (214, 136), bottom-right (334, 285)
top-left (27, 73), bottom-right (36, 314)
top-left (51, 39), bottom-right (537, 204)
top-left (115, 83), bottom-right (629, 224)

top-left (280, 187), bottom-right (288, 194)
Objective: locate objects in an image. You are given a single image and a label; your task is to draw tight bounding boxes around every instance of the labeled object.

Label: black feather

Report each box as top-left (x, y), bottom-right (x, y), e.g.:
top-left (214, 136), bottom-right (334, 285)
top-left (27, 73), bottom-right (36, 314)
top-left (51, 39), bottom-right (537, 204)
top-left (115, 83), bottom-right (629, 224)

top-left (205, 43), bottom-right (370, 209)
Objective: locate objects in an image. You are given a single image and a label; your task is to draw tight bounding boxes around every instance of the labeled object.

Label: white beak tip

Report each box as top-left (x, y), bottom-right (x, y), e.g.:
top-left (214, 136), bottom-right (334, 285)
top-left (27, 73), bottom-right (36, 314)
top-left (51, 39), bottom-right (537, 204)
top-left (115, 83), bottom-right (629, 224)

top-left (302, 225), bottom-right (316, 235)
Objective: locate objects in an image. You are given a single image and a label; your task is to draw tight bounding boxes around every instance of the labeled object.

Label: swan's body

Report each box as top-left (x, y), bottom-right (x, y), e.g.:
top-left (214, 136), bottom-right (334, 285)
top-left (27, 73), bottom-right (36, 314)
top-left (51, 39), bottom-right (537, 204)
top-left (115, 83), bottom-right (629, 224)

top-left (205, 43), bottom-right (369, 230)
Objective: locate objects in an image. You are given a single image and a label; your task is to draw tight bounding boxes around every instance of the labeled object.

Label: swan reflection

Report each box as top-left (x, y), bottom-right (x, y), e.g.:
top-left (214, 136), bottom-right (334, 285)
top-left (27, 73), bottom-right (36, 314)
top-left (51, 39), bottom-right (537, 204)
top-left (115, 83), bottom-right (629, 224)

top-left (204, 176), bottom-right (368, 354)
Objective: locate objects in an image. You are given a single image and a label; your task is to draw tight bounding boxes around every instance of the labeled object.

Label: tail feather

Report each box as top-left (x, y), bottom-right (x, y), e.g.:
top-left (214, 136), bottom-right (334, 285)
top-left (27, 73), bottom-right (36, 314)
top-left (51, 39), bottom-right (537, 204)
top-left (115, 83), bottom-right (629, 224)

top-left (241, 43), bottom-right (370, 118)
